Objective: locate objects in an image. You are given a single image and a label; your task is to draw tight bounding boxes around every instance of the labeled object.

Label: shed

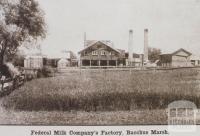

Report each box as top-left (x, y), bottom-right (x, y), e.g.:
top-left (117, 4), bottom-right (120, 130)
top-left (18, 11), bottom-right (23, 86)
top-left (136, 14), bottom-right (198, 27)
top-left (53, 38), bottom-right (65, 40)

top-left (190, 55), bottom-right (200, 66)
top-left (24, 55), bottom-right (43, 69)
top-left (57, 58), bottom-right (70, 69)
top-left (159, 48), bottom-right (192, 67)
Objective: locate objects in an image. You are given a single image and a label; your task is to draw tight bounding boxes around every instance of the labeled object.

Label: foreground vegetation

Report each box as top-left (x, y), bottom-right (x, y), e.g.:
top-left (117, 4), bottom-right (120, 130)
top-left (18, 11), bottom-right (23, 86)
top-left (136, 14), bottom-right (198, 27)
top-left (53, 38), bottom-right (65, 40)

top-left (2, 68), bottom-right (200, 112)
top-left (0, 109), bottom-right (167, 125)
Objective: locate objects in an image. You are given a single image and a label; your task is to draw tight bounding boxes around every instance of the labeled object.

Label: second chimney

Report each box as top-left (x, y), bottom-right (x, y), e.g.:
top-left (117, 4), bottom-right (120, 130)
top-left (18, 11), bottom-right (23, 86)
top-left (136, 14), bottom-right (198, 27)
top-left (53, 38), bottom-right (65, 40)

top-left (84, 32), bottom-right (87, 48)
top-left (128, 30), bottom-right (134, 62)
top-left (144, 29), bottom-right (149, 62)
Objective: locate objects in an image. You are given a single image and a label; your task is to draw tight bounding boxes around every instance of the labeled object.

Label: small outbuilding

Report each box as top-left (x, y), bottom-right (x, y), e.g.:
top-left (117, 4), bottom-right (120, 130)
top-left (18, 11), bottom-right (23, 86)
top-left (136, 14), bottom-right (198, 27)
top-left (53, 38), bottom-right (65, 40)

top-left (190, 55), bottom-right (200, 66)
top-left (57, 58), bottom-right (70, 69)
top-left (24, 55), bottom-right (43, 69)
top-left (159, 48), bottom-right (192, 67)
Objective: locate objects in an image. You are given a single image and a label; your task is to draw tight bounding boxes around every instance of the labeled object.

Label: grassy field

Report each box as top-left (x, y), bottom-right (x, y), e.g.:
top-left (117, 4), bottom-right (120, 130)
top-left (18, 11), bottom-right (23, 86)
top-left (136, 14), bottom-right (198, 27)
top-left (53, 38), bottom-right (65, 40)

top-left (1, 68), bottom-right (200, 124)
top-left (0, 109), bottom-right (167, 125)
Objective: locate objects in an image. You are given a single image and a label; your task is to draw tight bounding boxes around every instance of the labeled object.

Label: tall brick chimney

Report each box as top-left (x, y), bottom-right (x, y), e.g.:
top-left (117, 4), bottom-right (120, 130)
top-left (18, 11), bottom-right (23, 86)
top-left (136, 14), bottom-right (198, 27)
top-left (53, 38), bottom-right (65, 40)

top-left (144, 29), bottom-right (149, 62)
top-left (84, 32), bottom-right (86, 48)
top-left (128, 30), bottom-right (133, 62)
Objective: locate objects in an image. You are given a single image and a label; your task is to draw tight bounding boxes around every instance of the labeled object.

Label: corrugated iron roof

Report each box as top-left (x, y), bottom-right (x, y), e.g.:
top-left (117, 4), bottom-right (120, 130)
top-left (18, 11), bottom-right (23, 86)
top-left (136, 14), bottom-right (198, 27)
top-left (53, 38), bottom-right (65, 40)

top-left (79, 40), bottom-right (121, 54)
top-left (160, 48), bottom-right (192, 56)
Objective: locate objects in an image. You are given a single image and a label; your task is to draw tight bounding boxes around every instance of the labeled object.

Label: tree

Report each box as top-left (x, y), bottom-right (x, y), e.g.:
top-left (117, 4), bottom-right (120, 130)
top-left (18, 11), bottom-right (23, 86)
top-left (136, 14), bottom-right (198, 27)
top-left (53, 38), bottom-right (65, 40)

top-left (148, 47), bottom-right (161, 63)
top-left (0, 0), bottom-right (46, 66)
top-left (10, 49), bottom-right (25, 67)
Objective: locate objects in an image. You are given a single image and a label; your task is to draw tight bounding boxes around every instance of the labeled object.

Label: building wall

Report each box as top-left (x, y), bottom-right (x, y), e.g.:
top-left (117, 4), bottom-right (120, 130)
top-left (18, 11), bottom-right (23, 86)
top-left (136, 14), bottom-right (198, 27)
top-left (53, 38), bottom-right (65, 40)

top-left (125, 55), bottom-right (143, 67)
top-left (190, 55), bottom-right (200, 66)
top-left (24, 57), bottom-right (43, 69)
top-left (159, 49), bottom-right (192, 67)
top-left (161, 62), bottom-right (171, 67)
top-left (191, 60), bottom-right (200, 66)
top-left (80, 42), bottom-right (125, 66)
top-left (171, 55), bottom-right (191, 67)
top-left (57, 59), bottom-right (70, 69)
top-left (80, 43), bottom-right (121, 61)
top-left (159, 54), bottom-right (172, 67)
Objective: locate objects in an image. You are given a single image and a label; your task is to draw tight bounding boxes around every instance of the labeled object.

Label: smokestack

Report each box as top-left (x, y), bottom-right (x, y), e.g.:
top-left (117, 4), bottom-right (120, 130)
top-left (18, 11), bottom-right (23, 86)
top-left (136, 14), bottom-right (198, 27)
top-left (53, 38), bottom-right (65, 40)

top-left (144, 29), bottom-right (149, 62)
top-left (128, 30), bottom-right (133, 61)
top-left (84, 32), bottom-right (86, 48)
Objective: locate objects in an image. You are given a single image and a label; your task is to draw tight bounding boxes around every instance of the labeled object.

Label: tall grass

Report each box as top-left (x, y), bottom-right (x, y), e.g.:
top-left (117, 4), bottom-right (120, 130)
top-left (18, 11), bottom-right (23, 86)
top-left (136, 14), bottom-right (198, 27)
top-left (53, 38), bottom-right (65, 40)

top-left (2, 68), bottom-right (200, 111)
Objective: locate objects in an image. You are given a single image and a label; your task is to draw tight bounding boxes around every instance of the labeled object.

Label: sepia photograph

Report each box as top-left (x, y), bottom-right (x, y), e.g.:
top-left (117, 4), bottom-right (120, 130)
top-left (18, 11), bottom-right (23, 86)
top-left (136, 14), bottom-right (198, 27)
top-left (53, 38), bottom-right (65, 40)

top-left (0, 0), bottom-right (200, 127)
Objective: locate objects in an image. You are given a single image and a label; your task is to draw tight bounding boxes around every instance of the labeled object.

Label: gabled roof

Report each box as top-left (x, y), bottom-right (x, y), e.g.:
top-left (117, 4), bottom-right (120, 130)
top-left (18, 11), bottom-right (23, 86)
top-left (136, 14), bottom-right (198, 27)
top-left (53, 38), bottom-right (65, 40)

top-left (85, 40), bottom-right (97, 47)
top-left (171, 48), bottom-right (192, 56)
top-left (159, 54), bottom-right (171, 56)
top-left (78, 40), bottom-right (121, 54)
top-left (117, 49), bottom-right (125, 54)
top-left (58, 58), bottom-right (69, 63)
top-left (160, 48), bottom-right (192, 56)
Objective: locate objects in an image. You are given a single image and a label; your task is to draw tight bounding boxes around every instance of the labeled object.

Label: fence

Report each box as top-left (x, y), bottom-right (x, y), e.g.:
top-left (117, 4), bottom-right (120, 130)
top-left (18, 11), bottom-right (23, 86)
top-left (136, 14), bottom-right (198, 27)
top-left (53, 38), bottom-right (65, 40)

top-left (0, 78), bottom-right (13, 93)
top-left (0, 74), bottom-right (25, 96)
top-left (80, 65), bottom-right (200, 70)
top-left (23, 68), bottom-right (38, 80)
top-left (0, 67), bottom-right (56, 96)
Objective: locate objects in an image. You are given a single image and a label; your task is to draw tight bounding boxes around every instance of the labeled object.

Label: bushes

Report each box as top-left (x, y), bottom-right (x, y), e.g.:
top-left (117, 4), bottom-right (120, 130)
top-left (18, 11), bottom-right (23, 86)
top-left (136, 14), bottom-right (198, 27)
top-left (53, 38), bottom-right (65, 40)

top-left (37, 66), bottom-right (56, 78)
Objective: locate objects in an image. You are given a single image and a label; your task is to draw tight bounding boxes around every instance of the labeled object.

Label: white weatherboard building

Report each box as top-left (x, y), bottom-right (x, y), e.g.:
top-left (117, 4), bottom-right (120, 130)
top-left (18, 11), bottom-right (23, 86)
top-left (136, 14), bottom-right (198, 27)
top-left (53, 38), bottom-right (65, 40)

top-left (24, 55), bottom-right (43, 69)
top-left (190, 55), bottom-right (200, 66)
top-left (57, 58), bottom-right (70, 69)
top-left (159, 48), bottom-right (192, 67)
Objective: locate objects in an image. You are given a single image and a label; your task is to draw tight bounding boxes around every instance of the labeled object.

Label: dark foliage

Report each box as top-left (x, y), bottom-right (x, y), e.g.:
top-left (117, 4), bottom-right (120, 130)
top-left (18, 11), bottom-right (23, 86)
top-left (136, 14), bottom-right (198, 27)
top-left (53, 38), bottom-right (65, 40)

top-left (0, 64), bottom-right (11, 78)
top-left (37, 66), bottom-right (56, 78)
top-left (0, 0), bottom-right (46, 66)
top-left (148, 47), bottom-right (161, 63)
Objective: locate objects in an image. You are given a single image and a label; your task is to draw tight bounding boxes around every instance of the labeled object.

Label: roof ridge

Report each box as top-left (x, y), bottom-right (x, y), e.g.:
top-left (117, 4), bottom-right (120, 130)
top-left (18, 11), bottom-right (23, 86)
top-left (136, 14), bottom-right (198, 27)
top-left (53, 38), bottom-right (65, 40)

top-left (79, 40), bottom-right (120, 54)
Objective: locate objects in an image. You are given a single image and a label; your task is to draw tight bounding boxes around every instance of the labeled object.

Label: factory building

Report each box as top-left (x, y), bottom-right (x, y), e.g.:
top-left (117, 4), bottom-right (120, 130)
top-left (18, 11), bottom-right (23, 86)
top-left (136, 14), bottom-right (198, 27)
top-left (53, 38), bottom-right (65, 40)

top-left (126, 29), bottom-right (148, 67)
top-left (79, 29), bottom-right (149, 67)
top-left (78, 40), bottom-right (126, 66)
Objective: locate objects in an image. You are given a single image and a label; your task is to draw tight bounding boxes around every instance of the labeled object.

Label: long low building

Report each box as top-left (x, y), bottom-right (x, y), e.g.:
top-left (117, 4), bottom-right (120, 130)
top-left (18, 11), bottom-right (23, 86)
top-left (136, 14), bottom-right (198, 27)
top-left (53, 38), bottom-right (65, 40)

top-left (159, 48), bottom-right (192, 67)
top-left (24, 51), bottom-right (78, 69)
top-left (190, 55), bottom-right (200, 66)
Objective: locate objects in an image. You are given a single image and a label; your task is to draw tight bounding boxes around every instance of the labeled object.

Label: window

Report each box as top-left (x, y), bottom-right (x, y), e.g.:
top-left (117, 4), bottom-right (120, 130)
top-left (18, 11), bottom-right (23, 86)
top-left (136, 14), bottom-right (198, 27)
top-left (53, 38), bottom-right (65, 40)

top-left (109, 52), bottom-right (112, 55)
top-left (101, 51), bottom-right (106, 55)
top-left (92, 51), bottom-right (98, 55)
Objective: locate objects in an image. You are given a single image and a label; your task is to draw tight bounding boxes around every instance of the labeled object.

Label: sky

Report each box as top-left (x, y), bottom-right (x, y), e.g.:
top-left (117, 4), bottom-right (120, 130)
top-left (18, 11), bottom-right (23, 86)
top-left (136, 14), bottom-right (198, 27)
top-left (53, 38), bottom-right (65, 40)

top-left (36, 0), bottom-right (200, 57)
